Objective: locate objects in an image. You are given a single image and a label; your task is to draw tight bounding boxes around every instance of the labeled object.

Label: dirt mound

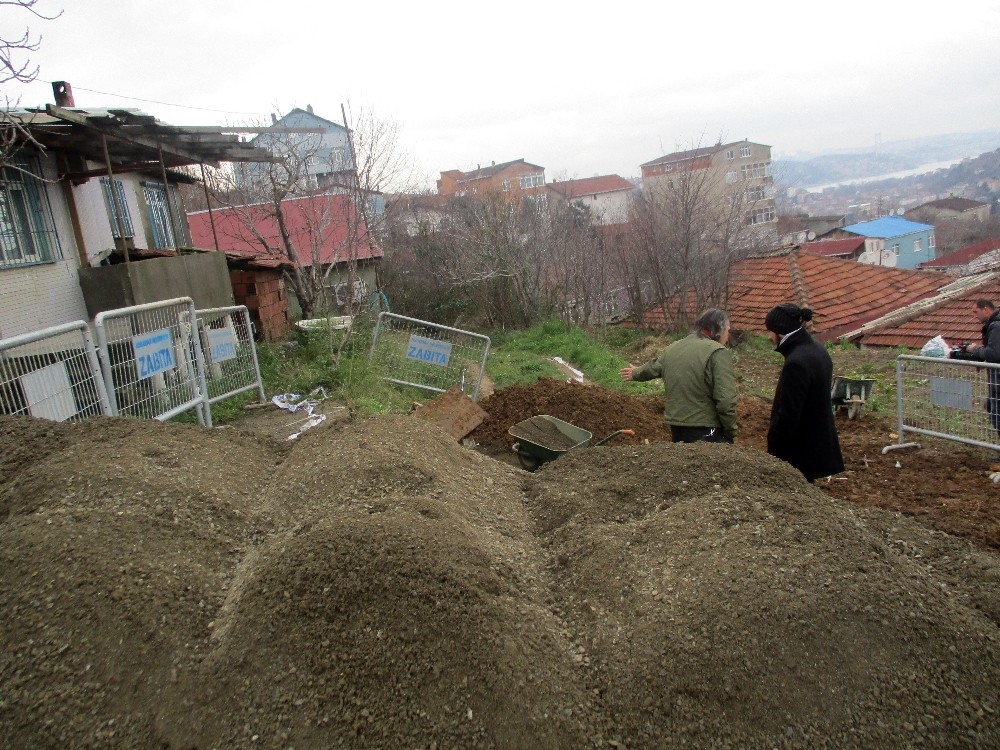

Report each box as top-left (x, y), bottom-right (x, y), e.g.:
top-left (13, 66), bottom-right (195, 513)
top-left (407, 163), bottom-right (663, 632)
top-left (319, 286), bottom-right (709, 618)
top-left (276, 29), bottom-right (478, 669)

top-left (471, 376), bottom-right (670, 449)
top-left (528, 444), bottom-right (1000, 746)
top-left (171, 416), bottom-right (602, 748)
top-left (2, 410), bottom-right (999, 748)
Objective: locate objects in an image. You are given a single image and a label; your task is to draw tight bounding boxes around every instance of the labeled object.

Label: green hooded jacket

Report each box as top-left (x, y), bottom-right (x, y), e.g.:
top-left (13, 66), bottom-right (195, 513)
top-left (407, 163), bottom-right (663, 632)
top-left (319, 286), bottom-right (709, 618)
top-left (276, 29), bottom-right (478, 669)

top-left (632, 332), bottom-right (738, 438)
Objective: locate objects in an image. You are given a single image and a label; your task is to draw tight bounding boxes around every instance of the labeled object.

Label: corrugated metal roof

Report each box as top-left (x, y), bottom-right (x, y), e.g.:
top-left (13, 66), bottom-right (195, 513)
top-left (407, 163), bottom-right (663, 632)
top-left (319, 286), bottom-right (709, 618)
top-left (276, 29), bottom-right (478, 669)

top-left (802, 237), bottom-right (866, 257)
top-left (188, 193), bottom-right (382, 268)
top-left (842, 216), bottom-right (933, 239)
top-left (918, 237), bottom-right (1000, 268)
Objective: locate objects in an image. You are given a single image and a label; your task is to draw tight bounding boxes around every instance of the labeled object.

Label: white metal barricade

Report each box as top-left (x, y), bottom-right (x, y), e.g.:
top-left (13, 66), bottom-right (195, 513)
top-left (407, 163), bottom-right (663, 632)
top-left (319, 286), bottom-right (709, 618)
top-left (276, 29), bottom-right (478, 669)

top-left (0, 321), bottom-right (110, 422)
top-left (196, 305), bottom-right (266, 409)
top-left (368, 312), bottom-right (491, 400)
top-left (884, 354), bottom-right (1000, 453)
top-left (94, 297), bottom-right (212, 427)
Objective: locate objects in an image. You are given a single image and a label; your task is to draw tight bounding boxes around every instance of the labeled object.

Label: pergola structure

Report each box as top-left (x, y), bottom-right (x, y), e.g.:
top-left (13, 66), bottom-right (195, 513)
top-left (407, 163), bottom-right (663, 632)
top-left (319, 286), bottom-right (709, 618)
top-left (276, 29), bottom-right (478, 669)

top-left (3, 96), bottom-right (320, 263)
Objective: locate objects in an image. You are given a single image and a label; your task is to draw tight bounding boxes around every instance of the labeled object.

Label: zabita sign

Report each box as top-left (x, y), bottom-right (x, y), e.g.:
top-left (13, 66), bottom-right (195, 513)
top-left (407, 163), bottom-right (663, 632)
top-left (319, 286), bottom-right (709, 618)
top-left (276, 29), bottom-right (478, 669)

top-left (133, 328), bottom-right (175, 379)
top-left (406, 334), bottom-right (452, 367)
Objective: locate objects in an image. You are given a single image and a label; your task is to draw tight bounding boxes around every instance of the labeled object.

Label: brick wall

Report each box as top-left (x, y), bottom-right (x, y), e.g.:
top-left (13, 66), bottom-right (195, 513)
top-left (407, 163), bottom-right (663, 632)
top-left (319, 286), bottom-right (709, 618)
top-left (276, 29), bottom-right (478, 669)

top-left (230, 269), bottom-right (290, 342)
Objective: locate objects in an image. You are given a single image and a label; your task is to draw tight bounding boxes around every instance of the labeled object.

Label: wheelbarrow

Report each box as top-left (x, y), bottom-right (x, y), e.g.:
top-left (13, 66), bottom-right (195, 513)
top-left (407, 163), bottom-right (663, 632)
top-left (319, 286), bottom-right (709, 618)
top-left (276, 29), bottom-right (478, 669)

top-left (831, 376), bottom-right (876, 419)
top-left (508, 414), bottom-right (635, 472)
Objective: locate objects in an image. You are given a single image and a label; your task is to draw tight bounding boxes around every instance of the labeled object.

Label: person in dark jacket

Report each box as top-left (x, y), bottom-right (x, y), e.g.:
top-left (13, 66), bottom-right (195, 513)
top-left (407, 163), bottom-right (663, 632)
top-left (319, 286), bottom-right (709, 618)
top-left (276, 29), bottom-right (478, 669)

top-left (764, 303), bottom-right (844, 481)
top-left (949, 298), bottom-right (1000, 435)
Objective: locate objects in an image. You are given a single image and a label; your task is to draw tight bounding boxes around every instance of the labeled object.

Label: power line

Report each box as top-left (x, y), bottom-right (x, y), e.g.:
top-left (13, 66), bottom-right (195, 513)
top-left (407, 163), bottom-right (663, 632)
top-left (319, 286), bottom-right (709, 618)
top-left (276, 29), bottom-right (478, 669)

top-left (38, 78), bottom-right (267, 116)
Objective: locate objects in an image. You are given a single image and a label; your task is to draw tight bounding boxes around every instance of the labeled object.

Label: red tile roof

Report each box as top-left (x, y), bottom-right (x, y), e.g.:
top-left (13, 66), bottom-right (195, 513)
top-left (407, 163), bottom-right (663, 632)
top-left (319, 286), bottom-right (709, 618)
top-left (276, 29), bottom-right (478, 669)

top-left (918, 237), bottom-right (1000, 269)
top-left (801, 237), bottom-right (866, 257)
top-left (638, 248), bottom-right (955, 341)
top-left (188, 194), bottom-right (381, 268)
top-left (850, 275), bottom-right (1000, 348)
top-left (547, 175), bottom-right (635, 198)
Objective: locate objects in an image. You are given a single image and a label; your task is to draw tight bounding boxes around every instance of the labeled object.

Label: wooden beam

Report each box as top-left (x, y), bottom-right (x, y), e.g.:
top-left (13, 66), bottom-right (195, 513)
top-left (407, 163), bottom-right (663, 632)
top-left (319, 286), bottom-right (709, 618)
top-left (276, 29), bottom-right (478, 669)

top-left (45, 104), bottom-right (222, 168)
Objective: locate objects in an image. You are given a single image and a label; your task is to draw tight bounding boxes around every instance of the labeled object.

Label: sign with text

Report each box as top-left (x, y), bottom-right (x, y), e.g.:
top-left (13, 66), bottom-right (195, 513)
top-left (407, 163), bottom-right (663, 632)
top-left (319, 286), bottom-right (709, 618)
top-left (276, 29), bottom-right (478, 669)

top-left (133, 328), bottom-right (175, 380)
top-left (207, 326), bottom-right (238, 363)
top-left (406, 335), bottom-right (452, 367)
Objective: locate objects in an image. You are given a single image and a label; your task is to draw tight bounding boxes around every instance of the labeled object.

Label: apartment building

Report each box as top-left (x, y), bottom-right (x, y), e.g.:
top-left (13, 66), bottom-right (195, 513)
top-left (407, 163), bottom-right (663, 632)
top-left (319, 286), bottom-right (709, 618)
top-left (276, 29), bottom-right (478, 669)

top-left (640, 140), bottom-right (776, 230)
top-left (437, 159), bottom-right (546, 202)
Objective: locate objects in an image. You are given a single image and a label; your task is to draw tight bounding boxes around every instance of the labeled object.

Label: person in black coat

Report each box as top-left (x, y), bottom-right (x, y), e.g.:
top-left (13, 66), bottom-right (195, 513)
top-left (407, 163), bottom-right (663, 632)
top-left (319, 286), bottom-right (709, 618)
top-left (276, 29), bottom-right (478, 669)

top-left (764, 303), bottom-right (845, 482)
top-left (949, 298), bottom-right (1000, 435)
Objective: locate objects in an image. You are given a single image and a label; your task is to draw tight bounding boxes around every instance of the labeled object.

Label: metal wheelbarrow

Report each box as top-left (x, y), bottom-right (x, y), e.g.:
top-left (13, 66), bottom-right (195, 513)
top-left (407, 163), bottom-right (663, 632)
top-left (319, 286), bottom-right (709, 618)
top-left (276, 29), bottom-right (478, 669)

top-left (831, 376), bottom-right (876, 419)
top-left (508, 414), bottom-right (634, 472)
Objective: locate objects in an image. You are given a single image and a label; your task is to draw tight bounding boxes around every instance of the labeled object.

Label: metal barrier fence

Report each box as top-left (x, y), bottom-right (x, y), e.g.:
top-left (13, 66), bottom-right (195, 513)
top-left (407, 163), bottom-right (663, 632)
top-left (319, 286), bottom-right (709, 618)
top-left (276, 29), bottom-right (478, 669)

top-left (95, 297), bottom-right (213, 427)
top-left (0, 320), bottom-right (110, 422)
top-left (196, 305), bottom-right (266, 406)
top-left (368, 312), bottom-right (491, 400)
top-left (884, 354), bottom-right (1000, 453)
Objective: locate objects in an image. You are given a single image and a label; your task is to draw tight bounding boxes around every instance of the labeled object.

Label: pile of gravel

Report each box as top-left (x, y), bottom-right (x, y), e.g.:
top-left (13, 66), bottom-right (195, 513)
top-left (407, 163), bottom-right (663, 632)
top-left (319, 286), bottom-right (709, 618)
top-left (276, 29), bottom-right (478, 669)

top-left (1, 413), bottom-right (998, 748)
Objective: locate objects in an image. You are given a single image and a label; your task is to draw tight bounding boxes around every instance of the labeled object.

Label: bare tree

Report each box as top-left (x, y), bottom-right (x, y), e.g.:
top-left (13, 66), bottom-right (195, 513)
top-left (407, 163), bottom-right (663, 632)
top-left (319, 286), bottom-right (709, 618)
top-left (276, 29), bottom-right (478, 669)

top-left (621, 144), bottom-right (775, 330)
top-left (1, 0), bottom-right (62, 168)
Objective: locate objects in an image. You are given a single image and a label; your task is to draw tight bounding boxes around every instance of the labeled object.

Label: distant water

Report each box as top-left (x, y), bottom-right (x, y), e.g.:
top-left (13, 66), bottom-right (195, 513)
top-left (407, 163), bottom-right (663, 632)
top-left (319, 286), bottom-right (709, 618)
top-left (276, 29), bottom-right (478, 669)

top-left (804, 158), bottom-right (964, 193)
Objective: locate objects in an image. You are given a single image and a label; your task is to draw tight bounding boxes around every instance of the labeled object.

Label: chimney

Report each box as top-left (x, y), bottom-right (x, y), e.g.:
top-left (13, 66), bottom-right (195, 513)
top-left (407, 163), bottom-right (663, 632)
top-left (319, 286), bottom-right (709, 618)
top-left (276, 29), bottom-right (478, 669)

top-left (270, 113), bottom-right (278, 125)
top-left (307, 104), bottom-right (314, 114)
top-left (52, 81), bottom-right (75, 107)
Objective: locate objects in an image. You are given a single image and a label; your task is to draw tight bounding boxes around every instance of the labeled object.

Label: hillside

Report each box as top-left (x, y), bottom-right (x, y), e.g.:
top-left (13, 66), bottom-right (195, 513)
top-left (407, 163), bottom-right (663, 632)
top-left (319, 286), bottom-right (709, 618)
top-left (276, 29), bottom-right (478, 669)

top-left (775, 130), bottom-right (1000, 188)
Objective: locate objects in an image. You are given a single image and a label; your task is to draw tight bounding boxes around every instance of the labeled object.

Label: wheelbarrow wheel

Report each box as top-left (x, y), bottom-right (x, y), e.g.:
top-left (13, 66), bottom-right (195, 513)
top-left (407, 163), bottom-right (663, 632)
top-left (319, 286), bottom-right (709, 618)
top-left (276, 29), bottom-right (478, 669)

top-left (517, 451), bottom-right (541, 472)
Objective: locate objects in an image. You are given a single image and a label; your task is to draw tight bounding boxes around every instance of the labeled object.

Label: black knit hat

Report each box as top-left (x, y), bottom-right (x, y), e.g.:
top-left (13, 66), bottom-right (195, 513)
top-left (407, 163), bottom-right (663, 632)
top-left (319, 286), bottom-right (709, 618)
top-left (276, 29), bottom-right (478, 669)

top-left (765, 303), bottom-right (813, 335)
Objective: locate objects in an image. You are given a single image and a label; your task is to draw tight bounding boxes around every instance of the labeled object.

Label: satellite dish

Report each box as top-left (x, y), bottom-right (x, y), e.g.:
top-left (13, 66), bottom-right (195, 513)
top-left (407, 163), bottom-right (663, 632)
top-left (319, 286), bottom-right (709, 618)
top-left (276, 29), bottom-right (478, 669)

top-left (896, 208), bottom-right (904, 215)
top-left (806, 230), bottom-right (816, 241)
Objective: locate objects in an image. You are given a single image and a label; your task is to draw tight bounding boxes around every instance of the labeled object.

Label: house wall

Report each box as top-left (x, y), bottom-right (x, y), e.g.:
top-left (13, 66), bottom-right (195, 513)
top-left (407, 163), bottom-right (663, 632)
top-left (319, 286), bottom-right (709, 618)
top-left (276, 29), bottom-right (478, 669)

top-left (247, 109), bottom-right (353, 189)
top-left (883, 229), bottom-right (937, 270)
top-left (562, 190), bottom-right (633, 225)
top-left (0, 153), bottom-right (89, 339)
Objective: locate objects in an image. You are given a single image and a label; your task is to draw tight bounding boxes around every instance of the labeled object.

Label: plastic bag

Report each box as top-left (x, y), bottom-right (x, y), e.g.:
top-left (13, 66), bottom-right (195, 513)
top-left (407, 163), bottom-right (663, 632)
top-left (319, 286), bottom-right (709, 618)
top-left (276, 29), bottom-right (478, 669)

top-left (920, 335), bottom-right (949, 358)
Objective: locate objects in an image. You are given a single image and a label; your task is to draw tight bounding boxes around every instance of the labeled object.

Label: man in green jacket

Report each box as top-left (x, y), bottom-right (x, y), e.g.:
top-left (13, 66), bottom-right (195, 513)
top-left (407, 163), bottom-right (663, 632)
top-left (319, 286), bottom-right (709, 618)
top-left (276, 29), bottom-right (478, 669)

top-left (619, 308), bottom-right (738, 443)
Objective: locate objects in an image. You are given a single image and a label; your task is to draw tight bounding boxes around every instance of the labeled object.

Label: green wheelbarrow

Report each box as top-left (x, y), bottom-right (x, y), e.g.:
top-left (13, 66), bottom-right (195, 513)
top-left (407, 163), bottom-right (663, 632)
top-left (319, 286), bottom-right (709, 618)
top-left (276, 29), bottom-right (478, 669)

top-left (508, 414), bottom-right (635, 472)
top-left (831, 376), bottom-right (876, 420)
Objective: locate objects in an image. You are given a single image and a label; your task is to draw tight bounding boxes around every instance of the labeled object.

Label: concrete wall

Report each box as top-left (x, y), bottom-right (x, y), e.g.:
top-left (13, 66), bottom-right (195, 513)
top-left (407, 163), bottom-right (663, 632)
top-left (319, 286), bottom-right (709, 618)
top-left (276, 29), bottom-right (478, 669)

top-left (0, 152), bottom-right (89, 339)
top-left (78, 252), bottom-right (235, 319)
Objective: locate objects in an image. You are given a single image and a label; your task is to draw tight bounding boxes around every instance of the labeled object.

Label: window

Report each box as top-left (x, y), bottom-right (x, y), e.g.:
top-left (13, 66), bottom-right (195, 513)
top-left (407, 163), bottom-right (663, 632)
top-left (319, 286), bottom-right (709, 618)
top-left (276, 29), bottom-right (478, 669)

top-left (914, 238), bottom-right (922, 252)
top-left (740, 145), bottom-right (752, 158)
top-left (891, 243), bottom-right (900, 256)
top-left (747, 207), bottom-right (775, 225)
top-left (740, 162), bottom-right (772, 179)
top-left (519, 173), bottom-right (544, 189)
top-left (725, 150), bottom-right (734, 159)
top-left (329, 147), bottom-right (347, 170)
top-left (141, 181), bottom-right (187, 249)
top-left (501, 179), bottom-right (511, 192)
top-left (929, 233), bottom-right (936, 249)
top-left (100, 178), bottom-right (134, 239)
top-left (744, 185), bottom-right (766, 202)
top-left (725, 170), bottom-right (738, 184)
top-left (0, 158), bottom-right (61, 269)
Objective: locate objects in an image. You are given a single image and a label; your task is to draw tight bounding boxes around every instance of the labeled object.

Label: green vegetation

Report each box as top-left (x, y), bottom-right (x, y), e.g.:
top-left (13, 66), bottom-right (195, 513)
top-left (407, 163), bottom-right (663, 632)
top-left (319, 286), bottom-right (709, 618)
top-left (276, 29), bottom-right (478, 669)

top-left (201, 320), bottom-right (906, 425)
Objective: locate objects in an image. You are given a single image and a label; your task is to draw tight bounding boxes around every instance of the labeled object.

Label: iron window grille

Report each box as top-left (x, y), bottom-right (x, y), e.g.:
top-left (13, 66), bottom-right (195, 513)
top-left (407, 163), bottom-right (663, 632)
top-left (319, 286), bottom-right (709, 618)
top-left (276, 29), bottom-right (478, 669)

top-left (0, 157), bottom-right (62, 270)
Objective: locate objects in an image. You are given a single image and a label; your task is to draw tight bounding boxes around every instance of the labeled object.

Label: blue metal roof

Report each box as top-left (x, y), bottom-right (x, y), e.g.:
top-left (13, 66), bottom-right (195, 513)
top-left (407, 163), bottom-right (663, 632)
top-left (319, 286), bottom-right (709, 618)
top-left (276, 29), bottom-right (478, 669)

top-left (842, 216), bottom-right (933, 238)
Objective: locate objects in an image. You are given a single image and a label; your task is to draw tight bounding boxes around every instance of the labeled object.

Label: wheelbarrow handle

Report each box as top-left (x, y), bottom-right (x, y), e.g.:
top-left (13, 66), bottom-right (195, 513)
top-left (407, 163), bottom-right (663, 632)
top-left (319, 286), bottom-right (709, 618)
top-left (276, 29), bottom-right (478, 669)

top-left (593, 429), bottom-right (635, 447)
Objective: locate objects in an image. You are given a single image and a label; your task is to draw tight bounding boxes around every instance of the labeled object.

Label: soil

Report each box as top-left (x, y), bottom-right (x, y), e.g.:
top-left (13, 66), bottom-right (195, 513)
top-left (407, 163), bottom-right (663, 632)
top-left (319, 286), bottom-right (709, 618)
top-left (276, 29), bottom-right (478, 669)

top-left (509, 416), bottom-right (590, 451)
top-left (2, 352), bottom-right (1000, 748)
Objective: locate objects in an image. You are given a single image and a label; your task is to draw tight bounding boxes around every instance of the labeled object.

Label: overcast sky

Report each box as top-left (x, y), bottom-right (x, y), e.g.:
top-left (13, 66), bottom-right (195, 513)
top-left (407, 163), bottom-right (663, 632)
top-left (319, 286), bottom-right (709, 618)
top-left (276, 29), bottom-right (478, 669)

top-left (4, 0), bottom-right (1000, 189)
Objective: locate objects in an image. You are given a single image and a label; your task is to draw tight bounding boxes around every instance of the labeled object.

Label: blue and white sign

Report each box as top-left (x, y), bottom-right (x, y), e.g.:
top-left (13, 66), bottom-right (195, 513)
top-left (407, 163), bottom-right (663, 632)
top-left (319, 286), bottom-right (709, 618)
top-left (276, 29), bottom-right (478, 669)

top-left (207, 327), bottom-right (238, 363)
top-left (406, 335), bottom-right (452, 367)
top-left (133, 328), bottom-right (175, 379)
